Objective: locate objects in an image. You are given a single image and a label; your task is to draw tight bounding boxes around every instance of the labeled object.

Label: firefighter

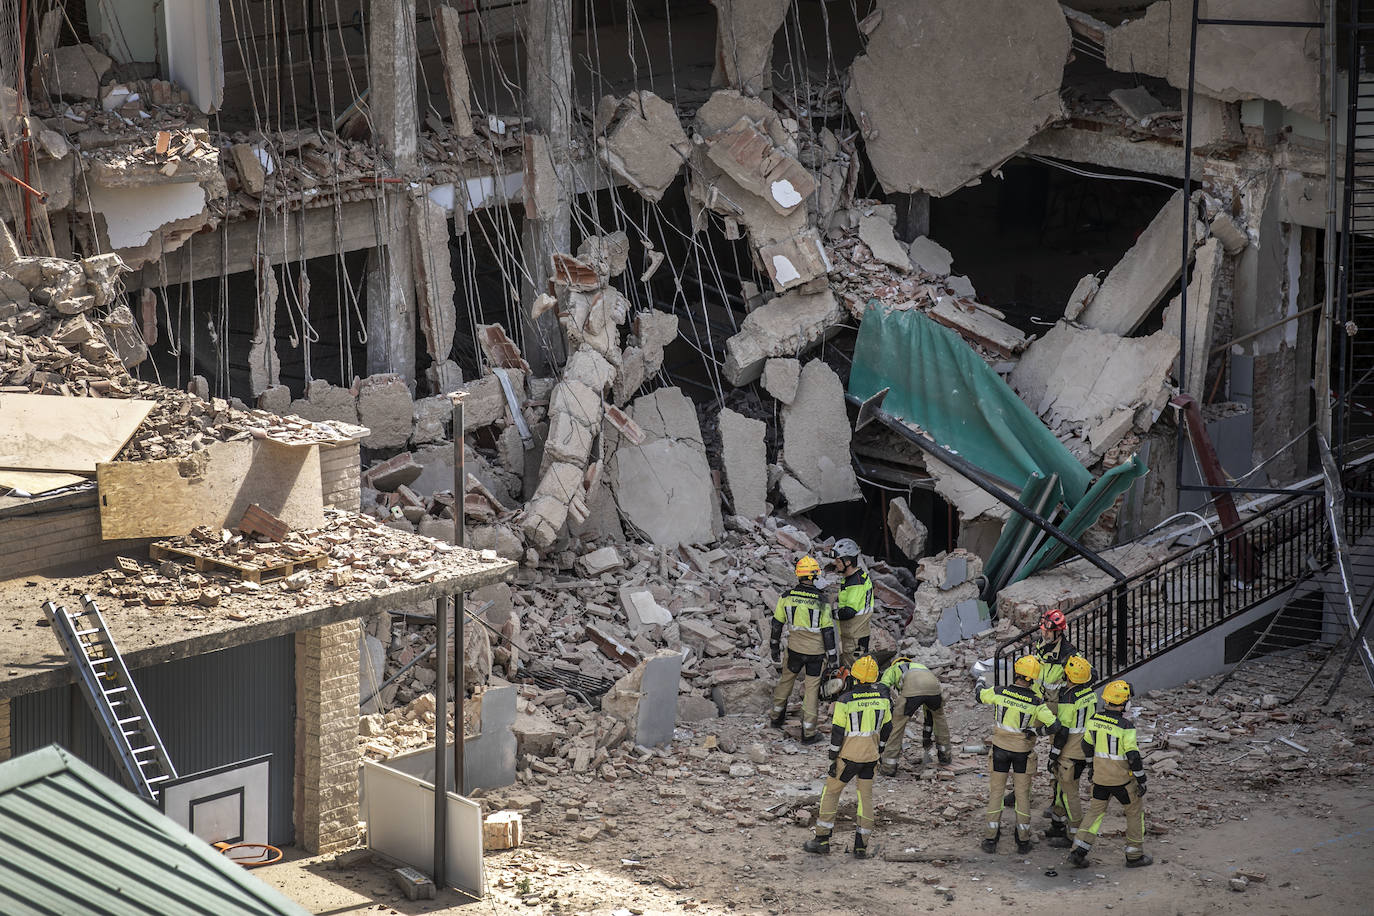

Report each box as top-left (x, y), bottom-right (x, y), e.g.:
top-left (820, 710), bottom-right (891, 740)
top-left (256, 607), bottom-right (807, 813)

top-left (877, 656), bottom-right (951, 776)
top-left (975, 655), bottom-right (1056, 854)
top-left (1033, 609), bottom-right (1077, 713)
top-left (1044, 655), bottom-right (1097, 848)
top-left (1070, 679), bottom-right (1152, 869)
top-left (831, 538), bottom-right (874, 666)
top-left (803, 656), bottom-right (892, 859)
top-left (769, 555), bottom-right (838, 744)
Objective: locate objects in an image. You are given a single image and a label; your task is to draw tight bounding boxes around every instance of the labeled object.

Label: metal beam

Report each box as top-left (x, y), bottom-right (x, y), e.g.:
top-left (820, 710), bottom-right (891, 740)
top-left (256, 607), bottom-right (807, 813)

top-left (849, 388), bottom-right (1127, 582)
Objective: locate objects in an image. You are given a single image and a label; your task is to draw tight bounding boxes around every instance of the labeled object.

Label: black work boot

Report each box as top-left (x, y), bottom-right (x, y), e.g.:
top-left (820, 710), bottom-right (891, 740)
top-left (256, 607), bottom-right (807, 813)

top-left (1015, 831), bottom-right (1033, 855)
top-left (1046, 824), bottom-right (1072, 849)
top-left (1069, 847), bottom-right (1089, 869)
top-left (877, 761), bottom-right (898, 777)
top-left (770, 710), bottom-right (786, 729)
top-left (800, 732), bottom-right (822, 745)
top-left (803, 833), bottom-right (831, 854)
top-left (980, 827), bottom-right (1001, 854)
top-left (853, 832), bottom-right (869, 859)
top-left (937, 745), bottom-right (953, 766)
top-left (1125, 853), bottom-right (1154, 868)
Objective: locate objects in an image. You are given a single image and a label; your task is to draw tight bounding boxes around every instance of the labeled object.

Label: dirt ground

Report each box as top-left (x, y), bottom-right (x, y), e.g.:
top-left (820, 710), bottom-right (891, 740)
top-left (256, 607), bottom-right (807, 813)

top-left (259, 664), bottom-right (1374, 916)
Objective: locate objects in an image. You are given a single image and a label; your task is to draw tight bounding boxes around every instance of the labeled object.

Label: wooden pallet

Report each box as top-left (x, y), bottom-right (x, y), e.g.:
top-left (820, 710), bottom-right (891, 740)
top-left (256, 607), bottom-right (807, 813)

top-left (150, 542), bottom-right (329, 584)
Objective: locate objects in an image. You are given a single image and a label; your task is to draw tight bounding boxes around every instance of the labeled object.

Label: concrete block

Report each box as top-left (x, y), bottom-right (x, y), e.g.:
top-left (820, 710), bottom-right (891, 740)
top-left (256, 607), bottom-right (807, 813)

top-left (393, 866), bottom-right (436, 900)
top-left (781, 361), bottom-right (860, 507)
top-left (621, 586), bottom-right (673, 634)
top-left (908, 235), bottom-right (953, 276)
top-left (761, 357), bottom-right (800, 404)
top-left (718, 408), bottom-right (768, 519)
top-left (357, 374), bottom-right (413, 449)
top-left (483, 811), bottom-right (523, 850)
top-left (579, 546), bottom-right (624, 575)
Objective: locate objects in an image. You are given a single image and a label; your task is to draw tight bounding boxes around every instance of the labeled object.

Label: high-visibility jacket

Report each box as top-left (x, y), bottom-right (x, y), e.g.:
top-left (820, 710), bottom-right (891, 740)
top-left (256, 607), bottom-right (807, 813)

top-left (977, 683), bottom-right (1055, 753)
top-left (1050, 683), bottom-right (1098, 761)
top-left (880, 659), bottom-right (942, 716)
top-left (835, 568), bottom-right (875, 641)
top-left (829, 683), bottom-right (893, 763)
top-left (1033, 636), bottom-right (1077, 706)
top-left (1081, 708), bottom-right (1145, 786)
top-left (770, 583), bottom-right (835, 656)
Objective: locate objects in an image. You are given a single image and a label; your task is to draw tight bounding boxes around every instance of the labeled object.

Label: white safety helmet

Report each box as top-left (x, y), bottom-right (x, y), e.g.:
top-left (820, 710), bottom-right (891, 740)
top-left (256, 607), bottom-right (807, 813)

top-left (833, 538), bottom-right (862, 560)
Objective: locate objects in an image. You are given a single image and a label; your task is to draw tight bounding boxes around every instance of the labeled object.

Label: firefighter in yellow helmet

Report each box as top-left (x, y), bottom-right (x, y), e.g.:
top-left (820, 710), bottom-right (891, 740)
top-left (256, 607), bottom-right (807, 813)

top-left (975, 655), bottom-right (1055, 854)
top-left (803, 656), bottom-right (892, 859)
top-left (877, 656), bottom-right (951, 776)
top-left (770, 555), bottom-right (838, 744)
top-left (1070, 679), bottom-right (1151, 868)
top-left (1044, 655), bottom-right (1097, 848)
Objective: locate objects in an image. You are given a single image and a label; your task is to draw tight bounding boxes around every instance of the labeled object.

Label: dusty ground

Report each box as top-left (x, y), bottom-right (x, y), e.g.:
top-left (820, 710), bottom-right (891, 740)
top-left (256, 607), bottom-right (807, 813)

top-left (259, 659), bottom-right (1374, 915)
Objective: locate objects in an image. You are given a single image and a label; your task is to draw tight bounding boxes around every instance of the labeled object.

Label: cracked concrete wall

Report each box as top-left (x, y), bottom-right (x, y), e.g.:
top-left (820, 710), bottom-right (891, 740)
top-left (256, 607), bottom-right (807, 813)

top-left (612, 387), bottom-right (719, 547)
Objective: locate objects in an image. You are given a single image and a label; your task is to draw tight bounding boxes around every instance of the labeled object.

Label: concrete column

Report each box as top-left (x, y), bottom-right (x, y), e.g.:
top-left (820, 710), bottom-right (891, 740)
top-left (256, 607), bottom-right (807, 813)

top-left (0, 697), bottom-right (10, 763)
top-left (294, 619), bottom-right (362, 855)
top-left (365, 0), bottom-right (419, 385)
top-left (892, 191), bottom-right (930, 243)
top-left (519, 0), bottom-right (572, 375)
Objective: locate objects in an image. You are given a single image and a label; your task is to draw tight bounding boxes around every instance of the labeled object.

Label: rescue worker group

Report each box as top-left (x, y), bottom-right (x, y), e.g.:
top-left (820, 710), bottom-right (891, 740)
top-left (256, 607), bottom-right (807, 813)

top-left (770, 542), bottom-right (1151, 867)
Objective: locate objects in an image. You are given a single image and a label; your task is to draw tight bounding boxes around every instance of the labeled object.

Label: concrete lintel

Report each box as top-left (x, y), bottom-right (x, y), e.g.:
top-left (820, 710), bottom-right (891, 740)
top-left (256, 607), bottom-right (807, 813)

top-left (1022, 127), bottom-right (1186, 179)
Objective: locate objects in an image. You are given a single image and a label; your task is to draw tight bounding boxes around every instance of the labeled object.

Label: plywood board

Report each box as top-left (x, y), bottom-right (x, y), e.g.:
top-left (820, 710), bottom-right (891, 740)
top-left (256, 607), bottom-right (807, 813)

top-left (0, 394), bottom-right (155, 473)
top-left (0, 470), bottom-right (89, 495)
top-left (96, 439), bottom-right (324, 540)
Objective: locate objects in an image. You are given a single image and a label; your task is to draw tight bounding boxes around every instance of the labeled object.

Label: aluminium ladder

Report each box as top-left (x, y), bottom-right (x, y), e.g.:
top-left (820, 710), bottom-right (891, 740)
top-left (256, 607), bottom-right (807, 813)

top-left (42, 595), bottom-right (177, 801)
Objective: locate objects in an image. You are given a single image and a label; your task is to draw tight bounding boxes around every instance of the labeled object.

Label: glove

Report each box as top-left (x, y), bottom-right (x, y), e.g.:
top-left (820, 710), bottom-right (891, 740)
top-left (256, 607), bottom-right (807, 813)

top-left (1135, 777), bottom-right (1148, 796)
top-left (828, 757), bottom-right (839, 778)
top-left (974, 677), bottom-right (988, 693)
top-left (1046, 754), bottom-right (1060, 775)
top-left (877, 743), bottom-right (887, 758)
top-left (826, 653), bottom-right (838, 669)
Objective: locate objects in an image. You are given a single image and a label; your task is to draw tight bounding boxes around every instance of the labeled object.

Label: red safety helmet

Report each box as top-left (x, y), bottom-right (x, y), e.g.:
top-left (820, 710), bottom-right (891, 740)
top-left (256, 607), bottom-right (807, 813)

top-left (1040, 608), bottom-right (1068, 633)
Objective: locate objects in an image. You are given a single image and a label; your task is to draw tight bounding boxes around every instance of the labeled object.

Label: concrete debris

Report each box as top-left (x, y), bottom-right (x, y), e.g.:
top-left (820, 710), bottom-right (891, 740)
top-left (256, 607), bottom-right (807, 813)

top-left (1162, 237), bottom-right (1225, 397)
top-left (718, 408), bottom-right (768, 520)
top-left (907, 236), bottom-right (953, 277)
top-left (709, 0), bottom-right (791, 96)
top-left (229, 143), bottom-right (267, 196)
top-left (1011, 320), bottom-right (1179, 461)
top-left (757, 228), bottom-right (832, 292)
top-left (248, 261), bottom-right (281, 397)
top-left (483, 811), bottom-right (524, 851)
top-left (357, 374), bottom-right (415, 449)
top-left (1078, 190), bottom-right (1191, 336)
top-left (43, 44), bottom-right (113, 101)
top-left (579, 546), bottom-right (624, 576)
top-left (927, 297), bottom-right (1028, 358)
top-left (1210, 212), bottom-right (1250, 255)
top-left (1109, 86), bottom-right (1167, 123)
top-left (1064, 274), bottom-right (1101, 321)
top-left (611, 387), bottom-right (719, 548)
top-left (845, 0), bottom-right (1071, 196)
top-left (886, 496), bottom-right (928, 560)
top-left (411, 197), bottom-right (458, 367)
top-left (435, 5), bottom-right (476, 138)
top-left (722, 288), bottom-right (842, 386)
top-left (597, 91), bottom-right (691, 202)
top-left (780, 361), bottom-right (861, 509)
top-left (761, 358), bottom-right (800, 405)
top-left (620, 586), bottom-right (674, 636)
top-left (858, 214), bottom-right (912, 272)
top-left (291, 379), bottom-right (362, 427)
top-left (704, 117), bottom-right (816, 218)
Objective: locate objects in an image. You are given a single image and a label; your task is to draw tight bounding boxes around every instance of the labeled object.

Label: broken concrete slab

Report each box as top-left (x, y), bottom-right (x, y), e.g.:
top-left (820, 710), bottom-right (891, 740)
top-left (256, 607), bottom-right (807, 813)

top-left (411, 395), bottom-right (452, 445)
top-left (886, 496), bottom-right (928, 560)
top-left (1104, 0), bottom-right (1320, 119)
top-left (761, 357), bottom-right (800, 404)
top-left (927, 297), bottom-right (1028, 357)
top-left (1210, 213), bottom-right (1249, 255)
top-left (718, 407), bottom-right (768, 519)
top-left (722, 288), bottom-right (843, 386)
top-left (705, 117), bottom-right (817, 217)
top-left (859, 214), bottom-right (912, 272)
top-left (411, 197), bottom-right (457, 367)
top-left (230, 143), bottom-right (267, 195)
top-left (1109, 86), bottom-right (1167, 123)
top-left (758, 228), bottom-right (832, 292)
top-left (1010, 320), bottom-right (1179, 460)
top-left (357, 374), bottom-right (414, 449)
top-left (1077, 190), bottom-right (1189, 336)
top-left (845, 0), bottom-right (1070, 196)
top-left (1064, 274), bottom-right (1101, 321)
top-left (613, 388), bottom-right (718, 548)
top-left (464, 685), bottom-right (517, 792)
top-left (602, 650), bottom-right (683, 748)
top-left (597, 91), bottom-right (691, 202)
top-left (290, 379), bottom-right (361, 426)
top-left (434, 4), bottom-right (475, 137)
top-left (781, 361), bottom-right (861, 507)
top-left (908, 236), bottom-right (953, 276)
top-left (1162, 237), bottom-right (1225, 397)
top-left (579, 545), bottom-right (624, 576)
top-left (44, 44), bottom-right (112, 101)
top-left (709, 0), bottom-right (790, 96)
top-left (620, 585), bottom-right (674, 635)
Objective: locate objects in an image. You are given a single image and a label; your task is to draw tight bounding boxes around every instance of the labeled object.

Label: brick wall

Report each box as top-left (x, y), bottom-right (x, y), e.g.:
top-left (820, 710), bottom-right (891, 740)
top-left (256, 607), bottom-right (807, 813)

top-left (0, 506), bottom-right (148, 580)
top-left (0, 697), bottom-right (10, 762)
top-left (320, 443), bottom-right (362, 512)
top-left (294, 618), bottom-right (361, 854)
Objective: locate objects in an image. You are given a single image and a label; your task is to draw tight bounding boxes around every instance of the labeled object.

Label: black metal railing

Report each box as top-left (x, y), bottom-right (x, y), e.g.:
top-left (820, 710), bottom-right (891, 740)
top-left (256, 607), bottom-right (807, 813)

top-left (994, 490), bottom-right (1331, 685)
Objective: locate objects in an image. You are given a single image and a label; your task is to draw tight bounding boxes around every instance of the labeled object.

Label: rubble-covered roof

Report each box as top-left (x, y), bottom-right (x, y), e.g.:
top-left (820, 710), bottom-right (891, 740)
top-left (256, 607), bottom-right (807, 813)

top-left (0, 508), bottom-right (514, 699)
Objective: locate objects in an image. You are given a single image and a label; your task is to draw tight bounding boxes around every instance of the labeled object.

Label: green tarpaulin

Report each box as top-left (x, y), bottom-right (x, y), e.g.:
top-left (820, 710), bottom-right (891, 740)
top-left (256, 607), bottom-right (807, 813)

top-left (847, 306), bottom-right (1149, 585)
top-left (849, 307), bottom-right (1091, 507)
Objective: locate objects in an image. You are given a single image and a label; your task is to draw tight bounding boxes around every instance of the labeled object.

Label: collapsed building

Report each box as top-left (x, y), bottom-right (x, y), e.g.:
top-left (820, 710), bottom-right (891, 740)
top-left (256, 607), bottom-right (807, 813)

top-left (3, 0), bottom-right (1371, 901)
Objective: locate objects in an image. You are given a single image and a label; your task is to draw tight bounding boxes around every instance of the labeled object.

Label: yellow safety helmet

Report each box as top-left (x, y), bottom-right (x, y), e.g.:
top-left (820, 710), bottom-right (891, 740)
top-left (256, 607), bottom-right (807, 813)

top-left (1102, 679), bottom-right (1131, 706)
top-left (1013, 655), bottom-right (1042, 681)
top-left (852, 656), bottom-right (879, 684)
top-left (1065, 655), bottom-right (1093, 685)
top-left (795, 555), bottom-right (821, 579)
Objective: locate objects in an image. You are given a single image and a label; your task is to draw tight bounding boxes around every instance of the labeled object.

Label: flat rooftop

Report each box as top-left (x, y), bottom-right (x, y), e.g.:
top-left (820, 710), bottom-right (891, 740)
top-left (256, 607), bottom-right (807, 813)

top-left (0, 509), bottom-right (515, 699)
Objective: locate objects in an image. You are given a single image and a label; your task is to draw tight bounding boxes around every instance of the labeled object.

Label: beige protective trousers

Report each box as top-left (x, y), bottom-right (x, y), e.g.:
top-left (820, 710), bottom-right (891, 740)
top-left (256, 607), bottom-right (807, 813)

top-left (985, 747), bottom-right (1036, 841)
top-left (815, 759), bottom-right (877, 838)
top-left (1074, 780), bottom-right (1146, 861)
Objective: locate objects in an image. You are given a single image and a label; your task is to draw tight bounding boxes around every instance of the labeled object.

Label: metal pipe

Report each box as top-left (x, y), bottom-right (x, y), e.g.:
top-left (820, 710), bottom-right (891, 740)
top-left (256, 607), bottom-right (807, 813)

top-left (850, 389), bottom-right (1127, 581)
top-left (1195, 17), bottom-right (1323, 27)
top-left (433, 595), bottom-right (448, 887)
top-left (1177, 0), bottom-right (1202, 498)
top-left (1319, 0), bottom-right (1338, 447)
top-left (1209, 303), bottom-right (1325, 356)
top-left (453, 399), bottom-right (466, 796)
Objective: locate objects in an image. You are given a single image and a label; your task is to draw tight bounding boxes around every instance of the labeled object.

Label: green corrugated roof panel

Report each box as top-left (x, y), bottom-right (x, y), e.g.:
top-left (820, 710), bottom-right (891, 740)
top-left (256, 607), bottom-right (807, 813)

top-left (0, 745), bottom-right (308, 916)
